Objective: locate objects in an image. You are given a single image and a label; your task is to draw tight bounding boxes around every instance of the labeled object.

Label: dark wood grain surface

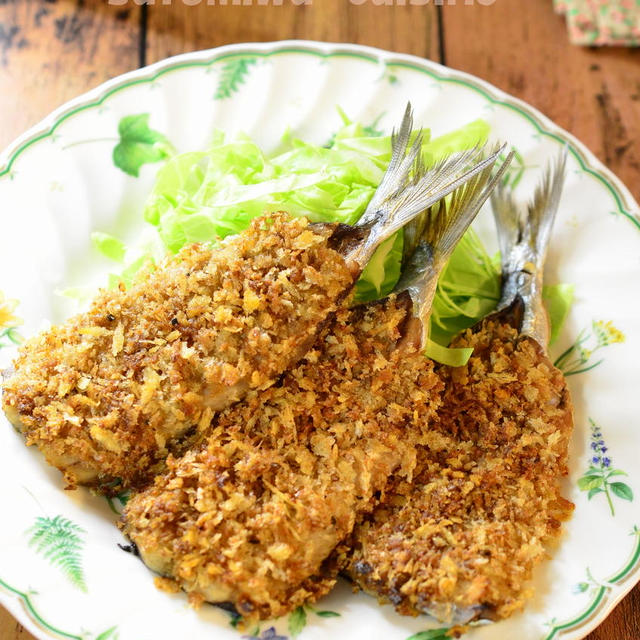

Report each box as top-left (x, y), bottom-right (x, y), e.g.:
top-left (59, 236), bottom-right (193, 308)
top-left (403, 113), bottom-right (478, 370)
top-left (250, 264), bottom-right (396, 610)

top-left (442, 1), bottom-right (640, 207)
top-left (0, 0), bottom-right (142, 151)
top-left (0, 1), bottom-right (638, 639)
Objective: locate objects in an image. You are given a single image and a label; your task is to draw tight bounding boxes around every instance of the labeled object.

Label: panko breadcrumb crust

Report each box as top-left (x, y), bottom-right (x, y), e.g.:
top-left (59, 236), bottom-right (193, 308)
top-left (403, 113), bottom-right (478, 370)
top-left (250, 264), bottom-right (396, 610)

top-left (344, 320), bottom-right (574, 623)
top-left (2, 214), bottom-right (353, 492)
top-left (122, 296), bottom-right (443, 622)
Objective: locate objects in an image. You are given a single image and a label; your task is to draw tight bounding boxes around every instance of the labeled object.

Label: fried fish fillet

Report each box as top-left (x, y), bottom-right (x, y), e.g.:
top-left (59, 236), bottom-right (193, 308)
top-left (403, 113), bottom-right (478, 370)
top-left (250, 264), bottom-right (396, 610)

top-left (343, 320), bottom-right (574, 623)
top-left (2, 215), bottom-right (353, 490)
top-left (122, 296), bottom-right (443, 621)
top-left (344, 151), bottom-right (574, 625)
top-left (3, 105), bottom-right (496, 493)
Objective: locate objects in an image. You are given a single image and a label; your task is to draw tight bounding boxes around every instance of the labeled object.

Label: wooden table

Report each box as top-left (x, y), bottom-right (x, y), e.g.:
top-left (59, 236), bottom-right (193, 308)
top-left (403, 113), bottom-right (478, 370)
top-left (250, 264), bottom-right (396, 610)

top-left (0, 1), bottom-right (638, 638)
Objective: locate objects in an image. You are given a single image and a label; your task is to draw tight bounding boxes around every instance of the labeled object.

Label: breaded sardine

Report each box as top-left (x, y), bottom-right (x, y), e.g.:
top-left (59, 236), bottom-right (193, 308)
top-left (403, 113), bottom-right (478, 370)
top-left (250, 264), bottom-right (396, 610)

top-left (344, 151), bottom-right (574, 625)
top-left (2, 106), bottom-right (497, 492)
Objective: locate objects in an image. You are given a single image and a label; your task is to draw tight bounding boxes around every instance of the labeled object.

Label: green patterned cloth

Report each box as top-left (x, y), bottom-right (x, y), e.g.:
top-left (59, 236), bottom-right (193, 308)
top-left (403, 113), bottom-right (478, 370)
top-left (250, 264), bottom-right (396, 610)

top-left (554, 0), bottom-right (640, 46)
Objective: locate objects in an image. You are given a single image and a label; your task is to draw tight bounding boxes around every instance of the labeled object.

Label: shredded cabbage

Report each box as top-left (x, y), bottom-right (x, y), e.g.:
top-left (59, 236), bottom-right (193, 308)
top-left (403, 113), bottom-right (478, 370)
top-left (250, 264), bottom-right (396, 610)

top-left (91, 113), bottom-right (572, 364)
top-left (141, 116), bottom-right (489, 306)
top-left (431, 230), bottom-right (574, 348)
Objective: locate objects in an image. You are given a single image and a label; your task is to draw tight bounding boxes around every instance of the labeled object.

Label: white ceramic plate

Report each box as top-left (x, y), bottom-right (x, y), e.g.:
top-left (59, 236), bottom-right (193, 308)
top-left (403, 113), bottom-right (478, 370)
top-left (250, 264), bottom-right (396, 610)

top-left (0, 41), bottom-right (638, 640)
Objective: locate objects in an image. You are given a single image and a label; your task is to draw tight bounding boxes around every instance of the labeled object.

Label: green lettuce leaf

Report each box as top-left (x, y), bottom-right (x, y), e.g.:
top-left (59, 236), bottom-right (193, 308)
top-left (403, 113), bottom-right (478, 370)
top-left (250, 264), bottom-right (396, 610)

top-left (142, 117), bottom-right (490, 306)
top-left (353, 232), bottom-right (404, 303)
top-left (91, 232), bottom-right (126, 263)
top-left (93, 111), bottom-right (571, 366)
top-left (430, 232), bottom-right (573, 357)
top-left (543, 283), bottom-right (575, 346)
top-left (430, 229), bottom-right (502, 346)
top-left (425, 340), bottom-right (475, 367)
top-left (422, 119), bottom-right (490, 165)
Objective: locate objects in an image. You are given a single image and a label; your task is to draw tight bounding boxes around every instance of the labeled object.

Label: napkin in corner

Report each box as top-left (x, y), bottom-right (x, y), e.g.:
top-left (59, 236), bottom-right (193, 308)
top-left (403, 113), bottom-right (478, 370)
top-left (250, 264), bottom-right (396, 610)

top-left (554, 0), bottom-right (640, 46)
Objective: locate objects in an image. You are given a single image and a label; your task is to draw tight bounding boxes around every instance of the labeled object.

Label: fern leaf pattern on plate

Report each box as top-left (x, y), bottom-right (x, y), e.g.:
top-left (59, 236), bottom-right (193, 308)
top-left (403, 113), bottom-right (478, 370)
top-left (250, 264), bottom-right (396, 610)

top-left (574, 568), bottom-right (610, 597)
top-left (498, 147), bottom-right (535, 189)
top-left (27, 515), bottom-right (88, 592)
top-left (284, 605), bottom-right (342, 638)
top-left (214, 57), bottom-right (258, 100)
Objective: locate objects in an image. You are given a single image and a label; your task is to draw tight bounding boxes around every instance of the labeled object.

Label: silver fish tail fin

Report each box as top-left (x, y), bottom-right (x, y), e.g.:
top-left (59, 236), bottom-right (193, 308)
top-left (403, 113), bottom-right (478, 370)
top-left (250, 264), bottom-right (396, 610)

top-left (336, 103), bottom-right (510, 274)
top-left (394, 144), bottom-right (514, 350)
top-left (357, 102), bottom-right (418, 226)
top-left (490, 147), bottom-right (568, 347)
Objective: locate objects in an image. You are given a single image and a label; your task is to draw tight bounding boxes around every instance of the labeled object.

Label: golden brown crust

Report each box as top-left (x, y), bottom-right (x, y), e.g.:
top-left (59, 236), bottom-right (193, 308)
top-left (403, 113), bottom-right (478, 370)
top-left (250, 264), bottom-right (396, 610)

top-left (123, 297), bottom-right (443, 621)
top-left (344, 320), bottom-right (574, 622)
top-left (2, 214), bottom-right (353, 492)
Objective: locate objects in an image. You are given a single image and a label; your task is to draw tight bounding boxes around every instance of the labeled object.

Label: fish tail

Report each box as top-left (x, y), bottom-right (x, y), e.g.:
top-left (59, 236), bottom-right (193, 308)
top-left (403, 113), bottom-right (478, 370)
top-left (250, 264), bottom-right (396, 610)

top-left (356, 102), bottom-right (420, 228)
top-left (339, 104), bottom-right (508, 273)
top-left (490, 147), bottom-right (568, 346)
top-left (492, 147), bottom-right (567, 274)
top-left (393, 144), bottom-right (512, 346)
